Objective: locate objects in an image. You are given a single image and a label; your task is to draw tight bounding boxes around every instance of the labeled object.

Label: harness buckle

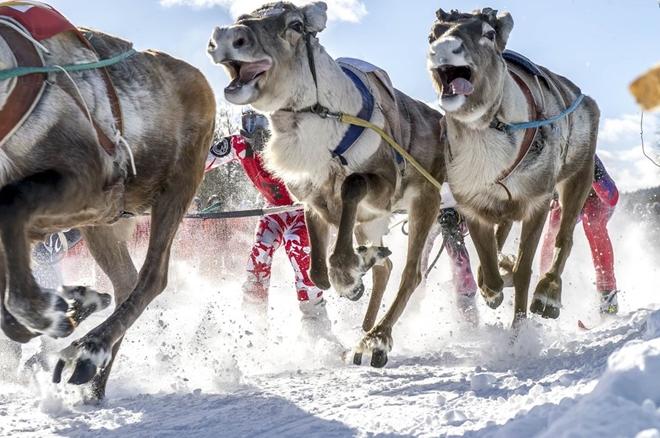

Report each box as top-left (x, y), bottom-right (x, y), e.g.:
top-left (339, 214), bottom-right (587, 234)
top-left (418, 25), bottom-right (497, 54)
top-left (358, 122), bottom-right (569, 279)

top-left (491, 120), bottom-right (509, 132)
top-left (310, 103), bottom-right (330, 118)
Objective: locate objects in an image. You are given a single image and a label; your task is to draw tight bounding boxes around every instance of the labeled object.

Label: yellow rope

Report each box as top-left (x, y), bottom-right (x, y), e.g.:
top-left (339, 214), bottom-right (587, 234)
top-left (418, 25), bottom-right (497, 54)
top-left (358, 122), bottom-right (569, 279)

top-left (339, 113), bottom-right (442, 189)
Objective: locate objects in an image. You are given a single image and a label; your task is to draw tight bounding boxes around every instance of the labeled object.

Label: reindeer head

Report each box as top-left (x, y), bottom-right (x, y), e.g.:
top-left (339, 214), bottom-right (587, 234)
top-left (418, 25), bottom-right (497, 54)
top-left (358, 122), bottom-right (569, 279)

top-left (427, 8), bottom-right (514, 118)
top-left (207, 1), bottom-right (328, 111)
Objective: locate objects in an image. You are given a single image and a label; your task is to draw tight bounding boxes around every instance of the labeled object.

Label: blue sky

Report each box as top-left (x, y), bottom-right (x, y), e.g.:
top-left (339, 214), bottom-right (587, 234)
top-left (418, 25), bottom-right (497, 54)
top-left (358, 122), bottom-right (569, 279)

top-left (43, 0), bottom-right (660, 191)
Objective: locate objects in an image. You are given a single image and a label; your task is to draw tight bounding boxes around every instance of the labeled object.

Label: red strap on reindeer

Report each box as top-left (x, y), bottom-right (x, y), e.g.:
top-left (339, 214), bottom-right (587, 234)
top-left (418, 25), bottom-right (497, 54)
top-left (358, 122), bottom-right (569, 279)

top-left (0, 1), bottom-right (76, 41)
top-left (0, 1), bottom-right (124, 154)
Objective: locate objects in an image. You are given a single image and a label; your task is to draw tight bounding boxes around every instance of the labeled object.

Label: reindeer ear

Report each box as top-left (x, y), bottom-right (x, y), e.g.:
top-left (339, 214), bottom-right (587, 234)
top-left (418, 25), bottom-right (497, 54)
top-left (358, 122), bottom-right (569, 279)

top-left (436, 8), bottom-right (448, 21)
top-left (302, 1), bottom-right (328, 34)
top-left (496, 11), bottom-right (514, 49)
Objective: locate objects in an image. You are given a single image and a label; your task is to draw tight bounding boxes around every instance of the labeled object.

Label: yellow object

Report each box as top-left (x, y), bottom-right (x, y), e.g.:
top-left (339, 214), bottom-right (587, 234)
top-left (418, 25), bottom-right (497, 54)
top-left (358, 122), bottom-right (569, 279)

top-left (630, 64), bottom-right (660, 111)
top-left (340, 113), bottom-right (443, 189)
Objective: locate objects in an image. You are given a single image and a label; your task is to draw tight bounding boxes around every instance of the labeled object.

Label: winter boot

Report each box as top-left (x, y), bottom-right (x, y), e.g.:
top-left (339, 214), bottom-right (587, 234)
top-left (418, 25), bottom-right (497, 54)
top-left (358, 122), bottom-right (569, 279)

top-left (599, 290), bottom-right (619, 315)
top-left (299, 297), bottom-right (332, 342)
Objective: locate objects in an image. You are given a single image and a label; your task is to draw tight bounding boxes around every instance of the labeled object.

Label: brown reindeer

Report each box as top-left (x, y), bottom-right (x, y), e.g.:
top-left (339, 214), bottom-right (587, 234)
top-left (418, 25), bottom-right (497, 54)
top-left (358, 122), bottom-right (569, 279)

top-left (427, 8), bottom-right (599, 327)
top-left (207, 1), bottom-right (446, 367)
top-left (0, 10), bottom-right (215, 400)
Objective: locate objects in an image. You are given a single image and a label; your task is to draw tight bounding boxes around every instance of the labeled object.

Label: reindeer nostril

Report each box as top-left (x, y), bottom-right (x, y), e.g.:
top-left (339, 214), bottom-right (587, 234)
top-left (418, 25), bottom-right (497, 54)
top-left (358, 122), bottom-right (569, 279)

top-left (452, 46), bottom-right (463, 55)
top-left (207, 39), bottom-right (217, 52)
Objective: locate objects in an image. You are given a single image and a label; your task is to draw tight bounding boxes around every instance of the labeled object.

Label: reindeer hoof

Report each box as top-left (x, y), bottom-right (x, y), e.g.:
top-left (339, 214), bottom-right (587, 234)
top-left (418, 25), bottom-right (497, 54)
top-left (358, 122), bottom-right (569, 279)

top-left (353, 352), bottom-right (363, 365)
top-left (370, 349), bottom-right (388, 368)
top-left (1, 310), bottom-right (40, 343)
top-left (481, 288), bottom-right (504, 309)
top-left (530, 297), bottom-right (560, 319)
top-left (530, 297), bottom-right (545, 315)
top-left (68, 359), bottom-right (98, 385)
top-left (61, 286), bottom-right (112, 326)
top-left (346, 283), bottom-right (365, 302)
top-left (542, 304), bottom-right (560, 319)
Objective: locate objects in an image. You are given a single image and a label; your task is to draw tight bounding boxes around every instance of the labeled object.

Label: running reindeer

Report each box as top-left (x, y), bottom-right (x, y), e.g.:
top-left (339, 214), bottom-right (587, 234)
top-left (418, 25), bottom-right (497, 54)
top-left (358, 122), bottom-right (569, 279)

top-left (208, 1), bottom-right (446, 367)
top-left (0, 3), bottom-right (215, 400)
top-left (427, 8), bottom-right (599, 327)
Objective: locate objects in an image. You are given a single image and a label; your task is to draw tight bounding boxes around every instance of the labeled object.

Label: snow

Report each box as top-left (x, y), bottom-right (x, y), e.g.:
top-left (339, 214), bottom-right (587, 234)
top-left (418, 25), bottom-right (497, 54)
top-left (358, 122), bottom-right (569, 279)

top-left (1, 210), bottom-right (660, 438)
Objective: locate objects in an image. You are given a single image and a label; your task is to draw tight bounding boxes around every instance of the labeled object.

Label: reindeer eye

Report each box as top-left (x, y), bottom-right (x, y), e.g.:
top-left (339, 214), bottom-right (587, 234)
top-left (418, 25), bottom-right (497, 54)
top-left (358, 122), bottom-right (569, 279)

top-left (484, 30), bottom-right (496, 41)
top-left (289, 21), bottom-right (304, 34)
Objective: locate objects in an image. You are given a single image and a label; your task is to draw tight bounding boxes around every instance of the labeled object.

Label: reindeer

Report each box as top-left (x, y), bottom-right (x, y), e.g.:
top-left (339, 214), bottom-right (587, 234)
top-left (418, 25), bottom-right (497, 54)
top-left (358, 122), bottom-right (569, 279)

top-left (207, 1), bottom-right (446, 367)
top-left (0, 7), bottom-right (215, 400)
top-left (427, 8), bottom-right (599, 327)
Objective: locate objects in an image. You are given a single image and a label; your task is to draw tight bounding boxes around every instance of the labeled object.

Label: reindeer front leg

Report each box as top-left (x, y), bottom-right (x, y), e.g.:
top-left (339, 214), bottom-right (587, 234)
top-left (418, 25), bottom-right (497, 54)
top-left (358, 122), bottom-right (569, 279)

top-left (467, 217), bottom-right (505, 310)
top-left (352, 185), bottom-right (438, 368)
top-left (510, 207), bottom-right (547, 325)
top-left (328, 173), bottom-right (392, 301)
top-left (355, 225), bottom-right (392, 332)
top-left (531, 162), bottom-right (594, 319)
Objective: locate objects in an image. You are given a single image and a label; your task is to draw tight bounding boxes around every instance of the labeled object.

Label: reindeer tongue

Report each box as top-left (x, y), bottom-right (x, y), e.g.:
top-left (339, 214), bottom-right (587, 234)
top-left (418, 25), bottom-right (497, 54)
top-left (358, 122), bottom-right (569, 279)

top-left (238, 60), bottom-right (272, 84)
top-left (450, 78), bottom-right (474, 95)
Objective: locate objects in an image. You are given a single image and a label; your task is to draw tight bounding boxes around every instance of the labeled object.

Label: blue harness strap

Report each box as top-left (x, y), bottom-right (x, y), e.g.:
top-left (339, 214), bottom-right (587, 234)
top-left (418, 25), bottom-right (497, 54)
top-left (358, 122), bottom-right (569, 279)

top-left (332, 67), bottom-right (374, 165)
top-left (495, 49), bottom-right (585, 132)
top-left (502, 50), bottom-right (545, 78)
top-left (333, 66), bottom-right (403, 165)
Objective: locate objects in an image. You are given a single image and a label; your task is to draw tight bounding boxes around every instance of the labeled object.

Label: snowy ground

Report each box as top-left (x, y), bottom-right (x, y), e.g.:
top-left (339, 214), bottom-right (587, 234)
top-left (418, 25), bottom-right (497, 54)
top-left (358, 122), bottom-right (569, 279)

top-left (1, 210), bottom-right (660, 438)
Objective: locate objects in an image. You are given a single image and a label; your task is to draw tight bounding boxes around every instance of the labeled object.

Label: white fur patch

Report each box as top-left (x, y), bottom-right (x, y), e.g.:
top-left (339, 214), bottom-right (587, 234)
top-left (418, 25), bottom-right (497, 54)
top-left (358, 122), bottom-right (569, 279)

top-left (264, 53), bottom-right (385, 186)
top-left (428, 36), bottom-right (469, 69)
top-left (0, 149), bottom-right (14, 187)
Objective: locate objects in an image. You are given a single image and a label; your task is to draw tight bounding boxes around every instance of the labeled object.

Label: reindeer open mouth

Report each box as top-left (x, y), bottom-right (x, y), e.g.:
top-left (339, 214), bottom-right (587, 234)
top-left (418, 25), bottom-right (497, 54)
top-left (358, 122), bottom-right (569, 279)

top-left (435, 65), bottom-right (474, 97)
top-left (223, 59), bottom-right (272, 94)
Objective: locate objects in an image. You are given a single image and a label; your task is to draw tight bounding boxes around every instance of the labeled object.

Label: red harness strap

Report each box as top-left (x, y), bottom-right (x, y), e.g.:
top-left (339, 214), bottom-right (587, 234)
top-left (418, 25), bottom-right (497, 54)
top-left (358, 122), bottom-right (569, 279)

top-left (0, 1), bottom-right (124, 154)
top-left (496, 70), bottom-right (539, 183)
top-left (0, 24), bottom-right (45, 147)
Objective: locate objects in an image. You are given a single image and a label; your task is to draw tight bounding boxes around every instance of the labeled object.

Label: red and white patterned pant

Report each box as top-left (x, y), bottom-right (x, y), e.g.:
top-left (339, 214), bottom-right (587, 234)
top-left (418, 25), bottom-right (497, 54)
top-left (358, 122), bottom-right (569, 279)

top-left (243, 208), bottom-right (323, 304)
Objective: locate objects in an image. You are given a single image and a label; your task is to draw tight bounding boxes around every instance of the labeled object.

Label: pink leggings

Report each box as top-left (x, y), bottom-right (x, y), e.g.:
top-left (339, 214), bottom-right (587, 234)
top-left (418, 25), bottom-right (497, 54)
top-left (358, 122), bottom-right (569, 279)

top-left (539, 193), bottom-right (616, 291)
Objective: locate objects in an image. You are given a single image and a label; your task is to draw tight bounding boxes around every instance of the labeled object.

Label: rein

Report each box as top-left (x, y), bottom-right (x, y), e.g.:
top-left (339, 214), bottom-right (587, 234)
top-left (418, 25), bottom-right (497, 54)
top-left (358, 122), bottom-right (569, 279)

top-left (0, 49), bottom-right (137, 81)
top-left (490, 93), bottom-right (585, 132)
top-left (281, 30), bottom-right (442, 190)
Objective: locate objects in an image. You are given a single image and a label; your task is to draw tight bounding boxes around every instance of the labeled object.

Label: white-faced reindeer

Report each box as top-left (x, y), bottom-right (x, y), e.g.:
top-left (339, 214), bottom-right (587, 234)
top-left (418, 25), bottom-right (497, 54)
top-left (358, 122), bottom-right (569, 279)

top-left (0, 6), bottom-right (215, 400)
top-left (427, 8), bottom-right (599, 327)
top-left (208, 1), bottom-right (446, 367)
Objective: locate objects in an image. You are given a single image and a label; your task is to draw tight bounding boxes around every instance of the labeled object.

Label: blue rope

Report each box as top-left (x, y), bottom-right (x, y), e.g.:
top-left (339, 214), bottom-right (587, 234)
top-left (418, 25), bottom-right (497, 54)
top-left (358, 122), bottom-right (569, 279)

top-left (0, 48), bottom-right (137, 81)
top-left (503, 93), bottom-right (585, 131)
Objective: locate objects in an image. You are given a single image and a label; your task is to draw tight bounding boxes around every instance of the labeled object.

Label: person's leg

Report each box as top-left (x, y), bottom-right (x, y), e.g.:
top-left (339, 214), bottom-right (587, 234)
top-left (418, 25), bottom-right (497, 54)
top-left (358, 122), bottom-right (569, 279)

top-left (439, 209), bottom-right (478, 324)
top-left (281, 210), bottom-right (331, 339)
top-left (243, 214), bottom-right (284, 332)
top-left (582, 194), bottom-right (618, 313)
top-left (439, 209), bottom-right (477, 296)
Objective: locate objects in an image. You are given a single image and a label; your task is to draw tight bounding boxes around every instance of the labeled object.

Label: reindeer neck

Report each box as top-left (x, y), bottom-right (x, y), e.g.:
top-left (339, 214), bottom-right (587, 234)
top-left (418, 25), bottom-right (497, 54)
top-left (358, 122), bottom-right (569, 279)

top-left (279, 39), bottom-right (362, 113)
top-left (448, 70), bottom-right (529, 135)
top-left (267, 48), bottom-right (367, 185)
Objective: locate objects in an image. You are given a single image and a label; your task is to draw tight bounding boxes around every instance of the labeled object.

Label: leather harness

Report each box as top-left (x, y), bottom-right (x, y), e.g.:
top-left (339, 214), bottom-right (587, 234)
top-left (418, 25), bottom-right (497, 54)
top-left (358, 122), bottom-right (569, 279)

top-left (0, 21), bottom-right (123, 156)
top-left (495, 69), bottom-right (539, 183)
top-left (0, 24), bottom-right (44, 148)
